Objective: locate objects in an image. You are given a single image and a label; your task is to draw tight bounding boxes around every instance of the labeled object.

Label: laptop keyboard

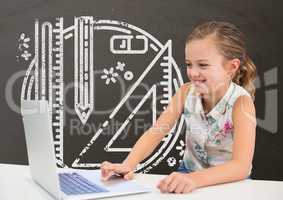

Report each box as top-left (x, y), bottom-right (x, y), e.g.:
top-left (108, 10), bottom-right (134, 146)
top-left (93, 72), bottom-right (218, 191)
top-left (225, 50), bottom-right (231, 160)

top-left (59, 172), bottom-right (109, 195)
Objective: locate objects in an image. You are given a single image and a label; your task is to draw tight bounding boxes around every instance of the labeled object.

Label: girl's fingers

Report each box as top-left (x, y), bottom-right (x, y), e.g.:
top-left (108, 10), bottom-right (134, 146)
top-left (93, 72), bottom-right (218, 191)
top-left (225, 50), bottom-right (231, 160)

top-left (183, 184), bottom-right (194, 193)
top-left (101, 167), bottom-right (114, 181)
top-left (157, 176), bottom-right (173, 193)
top-left (182, 179), bottom-right (196, 193)
top-left (100, 162), bottom-right (115, 180)
top-left (167, 179), bottom-right (178, 193)
top-left (174, 182), bottom-right (186, 194)
top-left (111, 164), bottom-right (124, 174)
top-left (157, 173), bottom-right (197, 194)
top-left (102, 171), bottom-right (115, 181)
top-left (124, 171), bottom-right (134, 180)
top-left (101, 162), bottom-right (134, 181)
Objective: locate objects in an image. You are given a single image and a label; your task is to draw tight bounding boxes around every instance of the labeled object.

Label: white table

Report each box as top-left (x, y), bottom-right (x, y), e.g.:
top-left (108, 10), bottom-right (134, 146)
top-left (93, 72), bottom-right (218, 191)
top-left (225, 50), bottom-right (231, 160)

top-left (0, 164), bottom-right (282, 200)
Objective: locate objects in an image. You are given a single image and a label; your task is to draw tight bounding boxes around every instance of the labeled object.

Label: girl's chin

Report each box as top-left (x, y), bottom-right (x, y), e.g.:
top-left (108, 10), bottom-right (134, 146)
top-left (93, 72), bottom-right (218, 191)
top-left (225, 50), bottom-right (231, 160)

top-left (197, 92), bottom-right (208, 98)
top-left (194, 84), bottom-right (210, 96)
top-left (195, 89), bottom-right (210, 98)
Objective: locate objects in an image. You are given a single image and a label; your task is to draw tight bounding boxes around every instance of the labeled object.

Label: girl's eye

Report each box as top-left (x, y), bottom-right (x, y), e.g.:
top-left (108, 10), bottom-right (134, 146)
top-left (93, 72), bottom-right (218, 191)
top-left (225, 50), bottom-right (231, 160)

top-left (185, 63), bottom-right (192, 68)
top-left (199, 63), bottom-right (208, 68)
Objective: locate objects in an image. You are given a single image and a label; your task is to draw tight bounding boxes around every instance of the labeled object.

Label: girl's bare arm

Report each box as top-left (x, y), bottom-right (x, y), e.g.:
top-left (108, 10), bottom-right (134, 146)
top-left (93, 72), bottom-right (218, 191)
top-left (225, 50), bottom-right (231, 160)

top-left (123, 83), bottom-right (191, 169)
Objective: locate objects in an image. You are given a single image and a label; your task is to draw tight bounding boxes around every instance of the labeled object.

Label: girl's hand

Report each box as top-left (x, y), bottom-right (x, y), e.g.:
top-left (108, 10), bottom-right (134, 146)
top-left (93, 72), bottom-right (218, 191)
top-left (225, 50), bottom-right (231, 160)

top-left (100, 161), bottom-right (134, 181)
top-left (157, 172), bottom-right (197, 194)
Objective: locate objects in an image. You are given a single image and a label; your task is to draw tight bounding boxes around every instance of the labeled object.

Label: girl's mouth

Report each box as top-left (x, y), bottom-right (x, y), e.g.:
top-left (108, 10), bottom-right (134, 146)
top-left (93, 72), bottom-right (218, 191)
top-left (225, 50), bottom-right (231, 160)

top-left (193, 80), bottom-right (206, 85)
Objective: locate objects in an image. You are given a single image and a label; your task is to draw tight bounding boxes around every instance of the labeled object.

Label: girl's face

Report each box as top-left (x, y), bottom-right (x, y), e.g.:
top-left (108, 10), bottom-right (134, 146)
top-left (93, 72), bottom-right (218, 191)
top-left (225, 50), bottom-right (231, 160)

top-left (185, 36), bottom-right (235, 98)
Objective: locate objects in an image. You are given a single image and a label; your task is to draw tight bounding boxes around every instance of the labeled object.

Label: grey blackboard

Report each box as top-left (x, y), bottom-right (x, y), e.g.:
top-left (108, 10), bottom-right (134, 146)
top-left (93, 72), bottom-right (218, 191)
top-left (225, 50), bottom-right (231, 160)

top-left (0, 0), bottom-right (282, 180)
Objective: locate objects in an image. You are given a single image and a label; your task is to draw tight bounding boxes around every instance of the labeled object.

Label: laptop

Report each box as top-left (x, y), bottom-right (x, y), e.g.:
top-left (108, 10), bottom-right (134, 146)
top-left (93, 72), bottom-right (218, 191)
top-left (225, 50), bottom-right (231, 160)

top-left (21, 100), bottom-right (150, 200)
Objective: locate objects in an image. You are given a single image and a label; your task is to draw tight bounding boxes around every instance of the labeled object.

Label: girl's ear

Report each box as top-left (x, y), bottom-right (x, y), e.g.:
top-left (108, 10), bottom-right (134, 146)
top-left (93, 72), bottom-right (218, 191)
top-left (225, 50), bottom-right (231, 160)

top-left (226, 58), bottom-right (241, 77)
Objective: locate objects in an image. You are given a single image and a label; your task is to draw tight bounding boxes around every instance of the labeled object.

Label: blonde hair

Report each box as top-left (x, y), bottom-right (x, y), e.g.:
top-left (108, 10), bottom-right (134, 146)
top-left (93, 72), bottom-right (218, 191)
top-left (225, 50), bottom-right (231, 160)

top-left (186, 21), bottom-right (257, 100)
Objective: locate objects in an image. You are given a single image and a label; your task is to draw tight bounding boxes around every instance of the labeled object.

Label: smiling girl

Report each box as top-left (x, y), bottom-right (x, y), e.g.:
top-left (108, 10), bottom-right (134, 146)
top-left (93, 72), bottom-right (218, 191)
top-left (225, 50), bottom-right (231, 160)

top-left (101, 21), bottom-right (257, 194)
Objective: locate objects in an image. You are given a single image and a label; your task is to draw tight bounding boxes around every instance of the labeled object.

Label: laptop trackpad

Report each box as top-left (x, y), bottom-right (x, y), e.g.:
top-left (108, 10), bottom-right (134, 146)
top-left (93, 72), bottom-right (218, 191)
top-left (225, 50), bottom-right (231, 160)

top-left (72, 170), bottom-right (149, 193)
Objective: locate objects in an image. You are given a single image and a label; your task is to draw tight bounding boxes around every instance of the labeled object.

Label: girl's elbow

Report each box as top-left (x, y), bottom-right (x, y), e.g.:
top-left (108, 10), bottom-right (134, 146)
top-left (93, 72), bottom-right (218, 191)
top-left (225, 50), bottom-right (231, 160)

top-left (237, 169), bottom-right (250, 180)
top-left (232, 161), bottom-right (252, 180)
top-left (239, 165), bottom-right (251, 180)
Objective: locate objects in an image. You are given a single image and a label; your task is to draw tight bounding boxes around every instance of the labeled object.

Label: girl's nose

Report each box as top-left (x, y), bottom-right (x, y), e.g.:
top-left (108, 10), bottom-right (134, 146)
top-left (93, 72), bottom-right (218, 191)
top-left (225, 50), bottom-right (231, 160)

top-left (187, 67), bottom-right (200, 78)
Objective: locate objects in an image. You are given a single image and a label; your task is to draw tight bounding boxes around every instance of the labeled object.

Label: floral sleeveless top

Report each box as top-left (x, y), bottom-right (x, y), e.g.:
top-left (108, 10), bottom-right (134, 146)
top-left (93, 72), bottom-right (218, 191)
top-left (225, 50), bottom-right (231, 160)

top-left (182, 81), bottom-right (251, 172)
